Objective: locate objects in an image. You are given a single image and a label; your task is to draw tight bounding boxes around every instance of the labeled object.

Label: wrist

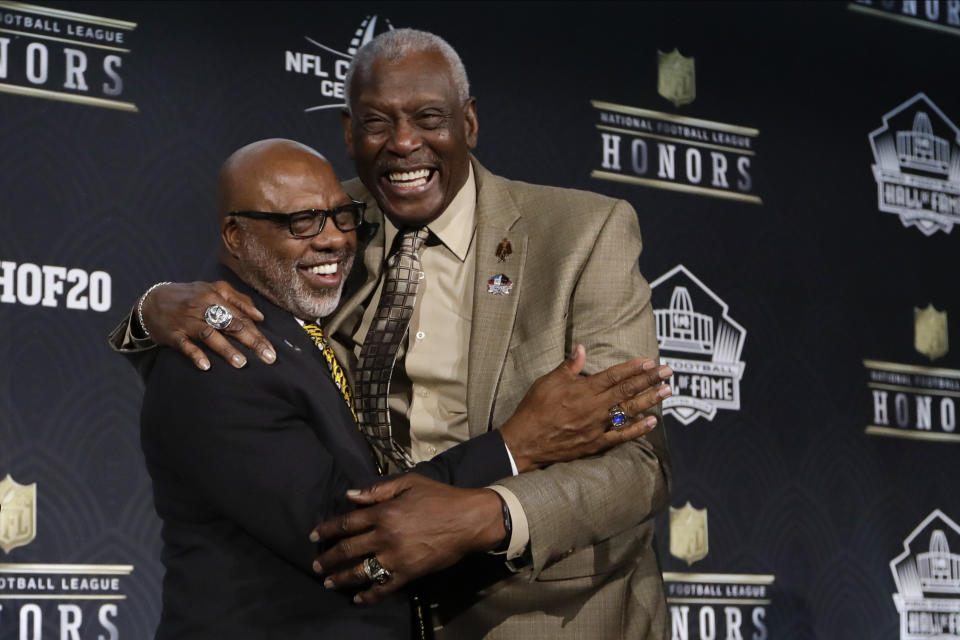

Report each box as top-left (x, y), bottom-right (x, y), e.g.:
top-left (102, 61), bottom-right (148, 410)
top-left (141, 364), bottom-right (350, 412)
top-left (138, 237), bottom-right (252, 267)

top-left (492, 493), bottom-right (512, 553)
top-left (470, 489), bottom-right (509, 553)
top-left (499, 418), bottom-right (537, 473)
top-left (137, 281), bottom-right (172, 338)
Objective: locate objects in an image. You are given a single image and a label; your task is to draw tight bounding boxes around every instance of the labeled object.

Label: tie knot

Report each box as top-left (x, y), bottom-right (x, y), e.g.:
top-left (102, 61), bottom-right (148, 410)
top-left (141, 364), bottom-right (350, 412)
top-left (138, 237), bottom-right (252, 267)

top-left (395, 227), bottom-right (430, 257)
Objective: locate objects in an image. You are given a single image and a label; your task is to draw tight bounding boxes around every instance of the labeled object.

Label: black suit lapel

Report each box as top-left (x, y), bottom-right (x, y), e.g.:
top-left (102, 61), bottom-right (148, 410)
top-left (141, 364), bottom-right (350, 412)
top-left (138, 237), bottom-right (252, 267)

top-left (213, 264), bottom-right (379, 476)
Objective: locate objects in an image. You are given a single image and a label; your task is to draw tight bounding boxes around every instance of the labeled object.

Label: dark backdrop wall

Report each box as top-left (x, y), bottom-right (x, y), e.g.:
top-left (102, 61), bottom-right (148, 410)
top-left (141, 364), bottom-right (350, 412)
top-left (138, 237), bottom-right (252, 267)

top-left (0, 1), bottom-right (957, 638)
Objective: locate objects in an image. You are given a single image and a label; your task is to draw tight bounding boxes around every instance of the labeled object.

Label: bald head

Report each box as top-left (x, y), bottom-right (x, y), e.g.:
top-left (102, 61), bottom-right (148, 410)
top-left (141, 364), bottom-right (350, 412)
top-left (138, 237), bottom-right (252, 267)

top-left (218, 138), bottom-right (358, 320)
top-left (217, 139), bottom-right (341, 220)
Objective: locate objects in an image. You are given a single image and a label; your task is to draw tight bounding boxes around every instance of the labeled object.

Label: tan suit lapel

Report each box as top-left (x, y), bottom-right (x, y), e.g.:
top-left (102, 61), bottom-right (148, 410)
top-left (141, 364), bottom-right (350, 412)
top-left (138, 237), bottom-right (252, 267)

top-left (467, 161), bottom-right (527, 437)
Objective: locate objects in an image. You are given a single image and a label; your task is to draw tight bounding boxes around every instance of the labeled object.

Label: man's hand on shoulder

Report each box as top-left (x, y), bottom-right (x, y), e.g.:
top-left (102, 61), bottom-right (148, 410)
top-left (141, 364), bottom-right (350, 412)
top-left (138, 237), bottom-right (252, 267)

top-left (140, 281), bottom-right (276, 370)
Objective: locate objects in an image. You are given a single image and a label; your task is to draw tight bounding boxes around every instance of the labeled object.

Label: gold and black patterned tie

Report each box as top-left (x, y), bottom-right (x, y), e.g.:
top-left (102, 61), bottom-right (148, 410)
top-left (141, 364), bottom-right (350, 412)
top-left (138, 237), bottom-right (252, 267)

top-left (301, 322), bottom-right (357, 422)
top-left (355, 227), bottom-right (430, 471)
top-left (302, 321), bottom-right (384, 476)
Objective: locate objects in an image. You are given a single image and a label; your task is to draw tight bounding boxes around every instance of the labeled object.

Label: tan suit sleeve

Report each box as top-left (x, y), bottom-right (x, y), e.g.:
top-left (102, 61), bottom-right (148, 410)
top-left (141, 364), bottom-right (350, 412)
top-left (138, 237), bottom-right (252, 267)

top-left (492, 199), bottom-right (671, 577)
top-left (107, 305), bottom-right (157, 353)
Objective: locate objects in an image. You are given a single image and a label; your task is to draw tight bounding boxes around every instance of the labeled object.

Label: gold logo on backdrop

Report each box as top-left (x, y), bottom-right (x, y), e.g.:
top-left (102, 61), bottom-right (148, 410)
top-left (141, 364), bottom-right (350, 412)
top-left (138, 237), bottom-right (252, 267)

top-left (915, 304), bottom-right (949, 361)
top-left (0, 475), bottom-right (37, 554)
top-left (657, 49), bottom-right (696, 107)
top-left (670, 501), bottom-right (708, 566)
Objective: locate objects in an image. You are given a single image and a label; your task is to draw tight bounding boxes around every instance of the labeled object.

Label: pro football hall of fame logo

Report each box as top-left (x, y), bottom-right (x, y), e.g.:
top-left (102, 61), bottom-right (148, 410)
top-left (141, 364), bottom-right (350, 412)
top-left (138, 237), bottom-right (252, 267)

top-left (651, 265), bottom-right (747, 425)
top-left (869, 92), bottom-right (960, 235)
top-left (890, 509), bottom-right (960, 639)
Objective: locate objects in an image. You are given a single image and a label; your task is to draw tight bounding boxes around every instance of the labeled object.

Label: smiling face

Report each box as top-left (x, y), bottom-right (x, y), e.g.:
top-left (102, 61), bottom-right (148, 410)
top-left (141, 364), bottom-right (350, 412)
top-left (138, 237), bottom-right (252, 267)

top-left (344, 48), bottom-right (478, 227)
top-left (219, 140), bottom-right (357, 320)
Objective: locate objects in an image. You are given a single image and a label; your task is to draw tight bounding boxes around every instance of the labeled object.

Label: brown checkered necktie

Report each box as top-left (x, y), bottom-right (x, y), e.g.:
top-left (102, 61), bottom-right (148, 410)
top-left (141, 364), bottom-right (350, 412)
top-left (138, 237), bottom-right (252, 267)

top-left (355, 226), bottom-right (430, 470)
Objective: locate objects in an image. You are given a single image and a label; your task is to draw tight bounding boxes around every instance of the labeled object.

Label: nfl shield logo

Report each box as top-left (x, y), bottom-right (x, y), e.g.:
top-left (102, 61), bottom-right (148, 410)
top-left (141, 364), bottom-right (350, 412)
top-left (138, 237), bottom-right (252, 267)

top-left (914, 304), bottom-right (949, 361)
top-left (658, 49), bottom-right (696, 108)
top-left (0, 474), bottom-right (37, 554)
top-left (670, 501), bottom-right (708, 566)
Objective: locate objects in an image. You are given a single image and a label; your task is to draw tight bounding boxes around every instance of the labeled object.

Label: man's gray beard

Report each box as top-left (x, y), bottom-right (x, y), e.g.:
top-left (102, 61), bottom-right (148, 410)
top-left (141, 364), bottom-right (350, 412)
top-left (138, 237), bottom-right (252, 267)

top-left (238, 234), bottom-right (354, 320)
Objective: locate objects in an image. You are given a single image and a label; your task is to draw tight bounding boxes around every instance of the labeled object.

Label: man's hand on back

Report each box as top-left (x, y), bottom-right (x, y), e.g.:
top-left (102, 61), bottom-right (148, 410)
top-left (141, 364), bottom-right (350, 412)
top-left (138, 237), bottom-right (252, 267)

top-left (311, 473), bottom-right (505, 605)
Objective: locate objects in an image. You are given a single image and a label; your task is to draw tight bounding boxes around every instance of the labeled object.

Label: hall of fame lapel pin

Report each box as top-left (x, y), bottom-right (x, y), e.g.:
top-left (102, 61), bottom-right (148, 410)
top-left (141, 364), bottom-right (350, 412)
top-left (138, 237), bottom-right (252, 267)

top-left (487, 274), bottom-right (513, 296)
top-left (495, 238), bottom-right (512, 262)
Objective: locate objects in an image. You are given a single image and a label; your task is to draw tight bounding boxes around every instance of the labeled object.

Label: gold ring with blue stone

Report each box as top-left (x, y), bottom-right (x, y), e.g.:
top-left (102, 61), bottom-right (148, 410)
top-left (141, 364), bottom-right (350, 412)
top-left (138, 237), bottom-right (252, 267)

top-left (609, 404), bottom-right (628, 429)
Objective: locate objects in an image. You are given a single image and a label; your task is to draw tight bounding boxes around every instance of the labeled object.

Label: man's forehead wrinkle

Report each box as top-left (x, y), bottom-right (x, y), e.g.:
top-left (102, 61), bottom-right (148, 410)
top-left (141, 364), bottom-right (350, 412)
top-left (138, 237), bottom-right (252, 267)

top-left (355, 91), bottom-right (451, 115)
top-left (355, 51), bottom-right (458, 107)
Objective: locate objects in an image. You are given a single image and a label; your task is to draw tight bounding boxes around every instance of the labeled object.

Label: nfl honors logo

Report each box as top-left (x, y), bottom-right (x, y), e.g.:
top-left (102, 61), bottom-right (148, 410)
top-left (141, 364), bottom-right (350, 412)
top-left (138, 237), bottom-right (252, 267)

top-left (591, 47), bottom-right (760, 204)
top-left (864, 304), bottom-right (957, 442)
top-left (869, 93), bottom-right (960, 235)
top-left (0, 474), bottom-right (36, 554)
top-left (890, 510), bottom-right (960, 639)
top-left (651, 265), bottom-right (746, 425)
top-left (665, 499), bottom-right (774, 640)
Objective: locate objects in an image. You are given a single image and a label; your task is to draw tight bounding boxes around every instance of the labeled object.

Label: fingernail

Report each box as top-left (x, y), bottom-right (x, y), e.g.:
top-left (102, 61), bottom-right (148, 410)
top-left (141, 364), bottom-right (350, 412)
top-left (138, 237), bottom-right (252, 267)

top-left (353, 595), bottom-right (362, 604)
top-left (262, 348), bottom-right (276, 363)
top-left (324, 579), bottom-right (334, 589)
top-left (309, 531), bottom-right (319, 542)
top-left (198, 359), bottom-right (210, 371)
top-left (346, 489), bottom-right (361, 497)
top-left (232, 354), bottom-right (247, 368)
top-left (645, 416), bottom-right (658, 428)
top-left (312, 560), bottom-right (322, 573)
top-left (658, 385), bottom-right (672, 398)
top-left (642, 359), bottom-right (656, 370)
top-left (659, 366), bottom-right (672, 379)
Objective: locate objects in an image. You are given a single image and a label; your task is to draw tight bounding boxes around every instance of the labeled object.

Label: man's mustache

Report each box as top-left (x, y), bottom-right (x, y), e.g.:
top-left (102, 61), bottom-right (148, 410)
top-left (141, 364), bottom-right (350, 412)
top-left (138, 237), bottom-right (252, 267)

top-left (299, 249), bottom-right (355, 265)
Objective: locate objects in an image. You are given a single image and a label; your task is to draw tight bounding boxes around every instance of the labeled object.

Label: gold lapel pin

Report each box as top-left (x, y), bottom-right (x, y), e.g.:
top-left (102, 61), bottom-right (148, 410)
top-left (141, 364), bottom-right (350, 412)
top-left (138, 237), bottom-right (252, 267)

top-left (496, 238), bottom-right (512, 262)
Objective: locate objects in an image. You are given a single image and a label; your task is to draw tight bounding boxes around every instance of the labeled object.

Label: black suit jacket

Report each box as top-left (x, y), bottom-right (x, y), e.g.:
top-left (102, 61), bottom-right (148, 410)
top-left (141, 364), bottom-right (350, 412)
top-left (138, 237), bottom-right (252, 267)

top-left (140, 265), bottom-right (512, 639)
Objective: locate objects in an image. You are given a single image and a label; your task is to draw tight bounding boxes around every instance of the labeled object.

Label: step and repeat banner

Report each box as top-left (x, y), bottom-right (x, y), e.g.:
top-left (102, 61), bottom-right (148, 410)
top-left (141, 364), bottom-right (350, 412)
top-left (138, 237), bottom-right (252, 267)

top-left (0, 1), bottom-right (956, 638)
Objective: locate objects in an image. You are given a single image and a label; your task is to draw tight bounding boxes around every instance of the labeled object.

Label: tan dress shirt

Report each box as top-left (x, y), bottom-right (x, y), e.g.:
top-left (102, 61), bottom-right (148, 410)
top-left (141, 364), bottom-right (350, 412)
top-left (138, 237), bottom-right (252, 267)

top-left (354, 165), bottom-right (529, 558)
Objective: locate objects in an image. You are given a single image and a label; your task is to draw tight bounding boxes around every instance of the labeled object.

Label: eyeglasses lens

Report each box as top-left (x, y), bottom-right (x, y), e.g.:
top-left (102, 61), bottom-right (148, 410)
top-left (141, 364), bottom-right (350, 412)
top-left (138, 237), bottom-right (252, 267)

top-left (288, 204), bottom-right (362, 237)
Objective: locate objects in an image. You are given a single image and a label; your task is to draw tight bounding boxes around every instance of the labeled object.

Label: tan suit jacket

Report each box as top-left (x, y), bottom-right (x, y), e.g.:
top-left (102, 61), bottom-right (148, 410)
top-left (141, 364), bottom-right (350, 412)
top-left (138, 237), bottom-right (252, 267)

top-left (327, 158), bottom-right (670, 639)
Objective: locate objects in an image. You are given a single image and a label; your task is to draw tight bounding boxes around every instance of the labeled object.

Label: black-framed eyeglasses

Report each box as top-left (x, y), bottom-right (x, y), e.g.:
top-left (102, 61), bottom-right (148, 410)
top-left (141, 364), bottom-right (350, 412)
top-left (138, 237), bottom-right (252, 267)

top-left (230, 200), bottom-right (366, 238)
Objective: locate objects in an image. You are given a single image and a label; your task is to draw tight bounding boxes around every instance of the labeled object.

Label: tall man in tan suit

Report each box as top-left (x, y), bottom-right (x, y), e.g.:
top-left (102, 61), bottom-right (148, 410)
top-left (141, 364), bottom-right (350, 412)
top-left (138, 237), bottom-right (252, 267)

top-left (123, 29), bottom-right (670, 639)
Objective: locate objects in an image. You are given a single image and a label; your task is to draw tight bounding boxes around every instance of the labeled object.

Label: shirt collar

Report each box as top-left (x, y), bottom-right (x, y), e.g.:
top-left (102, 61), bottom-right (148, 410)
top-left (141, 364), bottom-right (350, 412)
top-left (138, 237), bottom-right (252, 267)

top-left (383, 163), bottom-right (477, 262)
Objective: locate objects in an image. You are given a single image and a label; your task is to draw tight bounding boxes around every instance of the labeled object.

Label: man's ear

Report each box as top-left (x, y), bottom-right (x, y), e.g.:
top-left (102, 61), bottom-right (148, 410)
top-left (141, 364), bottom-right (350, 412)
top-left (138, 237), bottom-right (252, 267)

top-left (463, 97), bottom-right (479, 150)
top-left (221, 217), bottom-right (243, 259)
top-left (342, 109), bottom-right (355, 159)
